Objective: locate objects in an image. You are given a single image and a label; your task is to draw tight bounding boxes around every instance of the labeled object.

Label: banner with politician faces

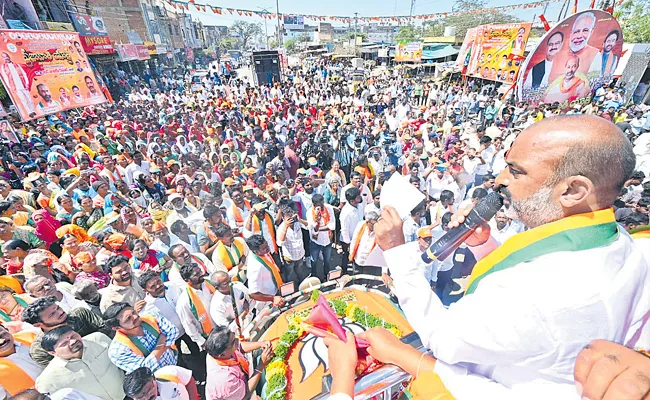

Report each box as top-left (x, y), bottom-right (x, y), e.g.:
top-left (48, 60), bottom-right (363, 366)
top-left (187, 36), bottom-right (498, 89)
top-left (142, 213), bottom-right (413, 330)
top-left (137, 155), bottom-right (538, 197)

top-left (517, 10), bottom-right (623, 106)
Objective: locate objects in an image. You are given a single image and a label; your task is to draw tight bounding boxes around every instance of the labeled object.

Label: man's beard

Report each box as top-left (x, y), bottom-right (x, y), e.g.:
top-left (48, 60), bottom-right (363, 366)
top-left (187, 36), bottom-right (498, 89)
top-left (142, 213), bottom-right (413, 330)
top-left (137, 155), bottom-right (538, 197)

top-left (503, 185), bottom-right (564, 228)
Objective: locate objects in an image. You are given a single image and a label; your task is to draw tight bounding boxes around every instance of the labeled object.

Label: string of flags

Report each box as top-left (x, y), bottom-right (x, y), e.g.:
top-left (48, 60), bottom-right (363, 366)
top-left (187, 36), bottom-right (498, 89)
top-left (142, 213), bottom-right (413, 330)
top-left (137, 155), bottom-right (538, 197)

top-left (165, 0), bottom-right (563, 24)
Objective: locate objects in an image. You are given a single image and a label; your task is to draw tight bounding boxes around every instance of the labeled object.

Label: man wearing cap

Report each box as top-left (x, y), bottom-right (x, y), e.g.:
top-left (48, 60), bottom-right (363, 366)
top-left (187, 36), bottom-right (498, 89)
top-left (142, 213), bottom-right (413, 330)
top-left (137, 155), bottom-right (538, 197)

top-left (166, 193), bottom-right (197, 228)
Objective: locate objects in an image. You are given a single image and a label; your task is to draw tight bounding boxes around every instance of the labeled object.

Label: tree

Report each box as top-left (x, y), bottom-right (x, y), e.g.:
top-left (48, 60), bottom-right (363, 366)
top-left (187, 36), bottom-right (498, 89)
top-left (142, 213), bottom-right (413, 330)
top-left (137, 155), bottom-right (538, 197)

top-left (345, 31), bottom-right (368, 41)
top-left (425, 0), bottom-right (521, 39)
top-left (285, 39), bottom-right (298, 53)
top-left (229, 21), bottom-right (263, 49)
top-left (217, 37), bottom-right (238, 53)
top-left (614, 0), bottom-right (650, 43)
top-left (395, 25), bottom-right (421, 42)
top-left (297, 33), bottom-right (311, 43)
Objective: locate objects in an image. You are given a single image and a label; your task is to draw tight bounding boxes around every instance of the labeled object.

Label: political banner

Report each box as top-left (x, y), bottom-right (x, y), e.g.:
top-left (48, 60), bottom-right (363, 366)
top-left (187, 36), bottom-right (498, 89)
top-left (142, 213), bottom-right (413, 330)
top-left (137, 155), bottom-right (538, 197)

top-left (456, 28), bottom-right (476, 71)
top-left (0, 30), bottom-right (107, 121)
top-left (517, 10), bottom-right (623, 106)
top-left (136, 45), bottom-right (150, 60)
top-left (70, 14), bottom-right (108, 36)
top-left (466, 23), bottom-right (531, 84)
top-left (394, 40), bottom-right (423, 62)
top-left (116, 44), bottom-right (138, 61)
top-left (283, 15), bottom-right (304, 30)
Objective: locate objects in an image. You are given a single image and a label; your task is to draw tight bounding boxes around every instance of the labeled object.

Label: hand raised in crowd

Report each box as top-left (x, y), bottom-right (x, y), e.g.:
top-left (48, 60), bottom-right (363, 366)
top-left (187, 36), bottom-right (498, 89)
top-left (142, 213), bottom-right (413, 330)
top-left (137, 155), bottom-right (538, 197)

top-left (574, 340), bottom-right (650, 400)
top-left (134, 299), bottom-right (147, 313)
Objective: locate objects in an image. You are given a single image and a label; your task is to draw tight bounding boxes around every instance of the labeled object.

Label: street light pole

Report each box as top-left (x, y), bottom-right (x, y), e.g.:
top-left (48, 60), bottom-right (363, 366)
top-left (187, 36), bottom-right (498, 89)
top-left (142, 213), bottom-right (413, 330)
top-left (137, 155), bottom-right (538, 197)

top-left (258, 7), bottom-right (270, 48)
top-left (353, 11), bottom-right (358, 52)
top-left (276, 0), bottom-right (282, 47)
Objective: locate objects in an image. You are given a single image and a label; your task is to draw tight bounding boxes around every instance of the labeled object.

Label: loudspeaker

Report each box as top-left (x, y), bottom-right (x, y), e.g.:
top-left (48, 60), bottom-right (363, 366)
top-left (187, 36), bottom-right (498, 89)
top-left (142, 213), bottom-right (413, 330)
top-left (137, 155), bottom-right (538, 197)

top-left (252, 50), bottom-right (282, 85)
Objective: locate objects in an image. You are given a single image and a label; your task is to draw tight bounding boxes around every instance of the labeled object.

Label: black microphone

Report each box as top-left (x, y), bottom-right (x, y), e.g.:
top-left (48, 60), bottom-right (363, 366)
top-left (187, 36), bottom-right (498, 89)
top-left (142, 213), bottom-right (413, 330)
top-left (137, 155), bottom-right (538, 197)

top-left (421, 191), bottom-right (504, 263)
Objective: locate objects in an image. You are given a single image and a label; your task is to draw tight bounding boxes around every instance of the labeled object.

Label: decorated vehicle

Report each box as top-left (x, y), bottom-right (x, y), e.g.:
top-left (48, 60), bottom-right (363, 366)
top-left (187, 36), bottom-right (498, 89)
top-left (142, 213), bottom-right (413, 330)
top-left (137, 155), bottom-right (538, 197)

top-left (239, 275), bottom-right (418, 400)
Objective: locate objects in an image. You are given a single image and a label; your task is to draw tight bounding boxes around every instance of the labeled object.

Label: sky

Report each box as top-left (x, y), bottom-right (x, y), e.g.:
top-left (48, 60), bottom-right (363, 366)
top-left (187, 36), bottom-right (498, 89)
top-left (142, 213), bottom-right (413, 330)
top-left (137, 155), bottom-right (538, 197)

top-left (182, 0), bottom-right (600, 28)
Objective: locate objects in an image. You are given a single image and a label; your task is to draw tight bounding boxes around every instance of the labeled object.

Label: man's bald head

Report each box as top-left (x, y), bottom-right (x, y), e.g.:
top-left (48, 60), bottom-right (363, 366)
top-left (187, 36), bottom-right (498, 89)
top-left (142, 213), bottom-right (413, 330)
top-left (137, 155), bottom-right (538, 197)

top-left (522, 115), bottom-right (635, 207)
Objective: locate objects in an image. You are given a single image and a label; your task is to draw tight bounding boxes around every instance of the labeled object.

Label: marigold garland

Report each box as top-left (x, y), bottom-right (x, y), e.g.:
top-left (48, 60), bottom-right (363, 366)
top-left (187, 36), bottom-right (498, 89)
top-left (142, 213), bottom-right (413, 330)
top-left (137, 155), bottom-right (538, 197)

top-left (264, 289), bottom-right (402, 399)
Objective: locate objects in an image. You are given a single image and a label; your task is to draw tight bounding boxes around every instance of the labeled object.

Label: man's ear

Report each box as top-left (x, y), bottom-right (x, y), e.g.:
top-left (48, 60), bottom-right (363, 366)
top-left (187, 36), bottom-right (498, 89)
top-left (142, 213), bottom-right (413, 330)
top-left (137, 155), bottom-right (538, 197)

top-left (558, 176), bottom-right (593, 208)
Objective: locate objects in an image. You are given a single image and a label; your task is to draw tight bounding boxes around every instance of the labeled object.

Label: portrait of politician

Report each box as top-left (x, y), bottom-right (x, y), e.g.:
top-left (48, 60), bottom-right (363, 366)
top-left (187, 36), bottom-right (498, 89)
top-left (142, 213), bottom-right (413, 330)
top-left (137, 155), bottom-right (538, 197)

top-left (599, 29), bottom-right (620, 77)
top-left (524, 31), bottom-right (564, 91)
top-left (551, 12), bottom-right (602, 82)
top-left (544, 54), bottom-right (590, 104)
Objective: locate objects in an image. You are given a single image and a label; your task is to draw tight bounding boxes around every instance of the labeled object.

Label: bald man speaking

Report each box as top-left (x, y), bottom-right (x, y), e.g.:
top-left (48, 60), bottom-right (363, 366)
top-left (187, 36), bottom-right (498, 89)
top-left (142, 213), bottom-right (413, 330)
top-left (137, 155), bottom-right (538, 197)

top-left (375, 115), bottom-right (650, 399)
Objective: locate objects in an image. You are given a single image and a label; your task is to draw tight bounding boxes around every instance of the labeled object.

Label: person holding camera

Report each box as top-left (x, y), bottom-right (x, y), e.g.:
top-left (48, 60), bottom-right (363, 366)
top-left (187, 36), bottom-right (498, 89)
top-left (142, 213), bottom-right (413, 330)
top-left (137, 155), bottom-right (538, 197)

top-left (276, 203), bottom-right (309, 284)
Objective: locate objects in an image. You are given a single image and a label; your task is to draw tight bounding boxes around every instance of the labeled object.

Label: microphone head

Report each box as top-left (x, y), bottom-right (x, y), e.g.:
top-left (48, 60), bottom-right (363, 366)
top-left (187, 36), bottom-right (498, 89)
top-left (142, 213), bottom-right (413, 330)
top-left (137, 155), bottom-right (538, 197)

top-left (472, 191), bottom-right (505, 222)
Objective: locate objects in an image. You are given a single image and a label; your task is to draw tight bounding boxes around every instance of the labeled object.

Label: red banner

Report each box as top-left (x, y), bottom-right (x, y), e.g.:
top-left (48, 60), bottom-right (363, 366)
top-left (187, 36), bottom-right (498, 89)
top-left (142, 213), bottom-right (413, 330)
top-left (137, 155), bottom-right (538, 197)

top-left (80, 35), bottom-right (114, 55)
top-left (136, 45), bottom-right (150, 60)
top-left (116, 44), bottom-right (139, 61)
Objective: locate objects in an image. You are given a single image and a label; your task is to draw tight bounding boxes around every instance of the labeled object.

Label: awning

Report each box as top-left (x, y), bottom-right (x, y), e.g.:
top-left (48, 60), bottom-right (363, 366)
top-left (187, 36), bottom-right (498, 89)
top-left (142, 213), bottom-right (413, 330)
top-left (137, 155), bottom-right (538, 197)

top-left (421, 45), bottom-right (459, 60)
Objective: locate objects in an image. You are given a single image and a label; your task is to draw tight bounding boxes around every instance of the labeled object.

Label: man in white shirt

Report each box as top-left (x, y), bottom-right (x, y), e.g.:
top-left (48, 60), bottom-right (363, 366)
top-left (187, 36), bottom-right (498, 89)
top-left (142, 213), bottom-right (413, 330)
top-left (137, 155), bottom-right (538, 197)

top-left (349, 211), bottom-right (380, 280)
top-left (209, 271), bottom-right (251, 332)
top-left (339, 187), bottom-right (364, 274)
top-left (340, 172), bottom-right (372, 209)
top-left (175, 263), bottom-right (216, 350)
top-left (425, 166), bottom-right (455, 201)
top-left (24, 276), bottom-right (89, 312)
top-left (307, 194), bottom-right (337, 282)
top-left (137, 270), bottom-right (205, 376)
top-left (488, 211), bottom-right (526, 243)
top-left (375, 115), bottom-right (650, 398)
top-left (461, 148), bottom-right (485, 186)
top-left (277, 203), bottom-right (309, 284)
top-left (245, 235), bottom-right (286, 309)
top-left (124, 152), bottom-right (151, 186)
top-left (466, 174), bottom-right (495, 200)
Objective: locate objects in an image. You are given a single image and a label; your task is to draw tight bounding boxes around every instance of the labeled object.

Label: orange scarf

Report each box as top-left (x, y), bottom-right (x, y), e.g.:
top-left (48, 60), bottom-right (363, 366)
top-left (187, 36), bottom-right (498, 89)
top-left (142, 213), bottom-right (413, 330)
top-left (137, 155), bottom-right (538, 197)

top-left (231, 200), bottom-right (252, 223)
top-left (252, 211), bottom-right (277, 253)
top-left (254, 253), bottom-right (283, 290)
top-left (0, 358), bottom-right (35, 396)
top-left (186, 281), bottom-right (216, 337)
top-left (349, 222), bottom-right (376, 262)
top-left (212, 351), bottom-right (250, 377)
top-left (312, 205), bottom-right (331, 226)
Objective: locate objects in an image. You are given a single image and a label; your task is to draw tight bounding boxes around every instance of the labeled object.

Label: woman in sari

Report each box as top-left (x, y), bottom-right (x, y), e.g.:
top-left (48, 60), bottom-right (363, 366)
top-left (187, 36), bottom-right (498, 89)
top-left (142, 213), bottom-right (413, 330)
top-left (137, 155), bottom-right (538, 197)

top-left (1, 240), bottom-right (30, 274)
top-left (57, 233), bottom-right (99, 280)
top-left (72, 251), bottom-right (110, 289)
top-left (0, 286), bottom-right (32, 322)
top-left (72, 195), bottom-right (104, 231)
top-left (32, 210), bottom-right (61, 247)
top-left (325, 160), bottom-right (347, 187)
top-left (34, 178), bottom-right (59, 215)
top-left (55, 195), bottom-right (80, 224)
top-left (129, 239), bottom-right (172, 281)
top-left (120, 205), bottom-right (145, 239)
top-left (0, 217), bottom-right (44, 252)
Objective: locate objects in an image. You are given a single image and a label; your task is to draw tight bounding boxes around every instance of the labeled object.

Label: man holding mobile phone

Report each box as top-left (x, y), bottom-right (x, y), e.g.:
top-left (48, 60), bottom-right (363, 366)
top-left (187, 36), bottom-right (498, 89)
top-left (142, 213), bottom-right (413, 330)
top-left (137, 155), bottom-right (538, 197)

top-left (277, 204), bottom-right (309, 284)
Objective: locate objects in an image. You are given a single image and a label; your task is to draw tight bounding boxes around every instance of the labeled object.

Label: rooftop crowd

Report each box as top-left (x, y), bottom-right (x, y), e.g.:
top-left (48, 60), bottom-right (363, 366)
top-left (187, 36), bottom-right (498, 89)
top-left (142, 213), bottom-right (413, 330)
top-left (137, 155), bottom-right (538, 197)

top-left (0, 57), bottom-right (649, 400)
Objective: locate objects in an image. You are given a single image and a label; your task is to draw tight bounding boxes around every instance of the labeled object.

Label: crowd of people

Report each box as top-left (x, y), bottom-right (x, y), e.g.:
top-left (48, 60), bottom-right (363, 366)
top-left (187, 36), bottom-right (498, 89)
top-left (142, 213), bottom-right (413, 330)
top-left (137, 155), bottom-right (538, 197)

top-left (0, 55), bottom-right (649, 400)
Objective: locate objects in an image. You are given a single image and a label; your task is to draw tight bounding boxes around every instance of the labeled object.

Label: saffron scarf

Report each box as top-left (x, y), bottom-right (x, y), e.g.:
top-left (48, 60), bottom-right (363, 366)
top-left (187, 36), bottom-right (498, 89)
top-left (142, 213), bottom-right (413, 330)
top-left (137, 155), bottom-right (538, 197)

top-left (312, 205), bottom-right (331, 226)
top-left (186, 281), bottom-right (216, 337)
top-left (253, 253), bottom-right (283, 290)
top-left (349, 222), bottom-right (376, 263)
top-left (216, 238), bottom-right (245, 271)
top-left (114, 314), bottom-right (166, 357)
top-left (466, 208), bottom-right (619, 295)
top-left (211, 351), bottom-right (250, 377)
top-left (0, 358), bottom-right (35, 396)
top-left (231, 200), bottom-right (252, 223)
top-left (251, 211), bottom-right (277, 252)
